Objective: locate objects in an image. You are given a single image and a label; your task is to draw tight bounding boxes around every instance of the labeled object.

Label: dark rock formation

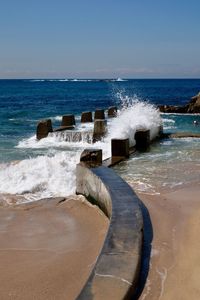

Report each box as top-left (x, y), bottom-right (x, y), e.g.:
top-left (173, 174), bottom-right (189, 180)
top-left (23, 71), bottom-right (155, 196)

top-left (158, 92), bottom-right (200, 113)
top-left (187, 92), bottom-right (200, 113)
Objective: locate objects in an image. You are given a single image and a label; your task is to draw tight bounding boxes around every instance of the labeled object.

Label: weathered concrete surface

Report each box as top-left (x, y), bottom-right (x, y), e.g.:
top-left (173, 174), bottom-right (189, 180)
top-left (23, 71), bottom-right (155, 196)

top-left (94, 109), bottom-right (105, 120)
top-left (93, 120), bottom-right (107, 142)
top-left (76, 164), bottom-right (143, 300)
top-left (81, 112), bottom-right (93, 123)
top-left (108, 106), bottom-right (117, 118)
top-left (36, 119), bottom-right (53, 140)
top-left (111, 138), bottom-right (130, 158)
top-left (135, 129), bottom-right (150, 151)
top-left (80, 149), bottom-right (102, 166)
top-left (53, 126), bottom-right (75, 132)
top-left (61, 115), bottom-right (76, 127)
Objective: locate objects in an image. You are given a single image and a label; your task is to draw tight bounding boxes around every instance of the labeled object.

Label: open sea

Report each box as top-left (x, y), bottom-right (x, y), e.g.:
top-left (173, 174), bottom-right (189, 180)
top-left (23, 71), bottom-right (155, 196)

top-left (0, 78), bottom-right (200, 204)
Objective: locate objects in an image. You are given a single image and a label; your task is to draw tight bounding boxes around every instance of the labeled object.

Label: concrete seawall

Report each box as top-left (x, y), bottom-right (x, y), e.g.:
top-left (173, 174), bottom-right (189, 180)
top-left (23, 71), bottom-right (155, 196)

top-left (76, 163), bottom-right (143, 299)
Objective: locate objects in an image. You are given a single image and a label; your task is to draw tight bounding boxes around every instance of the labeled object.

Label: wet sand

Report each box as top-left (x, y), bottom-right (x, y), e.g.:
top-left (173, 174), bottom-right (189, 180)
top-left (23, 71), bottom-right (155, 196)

top-left (137, 184), bottom-right (200, 300)
top-left (0, 196), bottom-right (109, 300)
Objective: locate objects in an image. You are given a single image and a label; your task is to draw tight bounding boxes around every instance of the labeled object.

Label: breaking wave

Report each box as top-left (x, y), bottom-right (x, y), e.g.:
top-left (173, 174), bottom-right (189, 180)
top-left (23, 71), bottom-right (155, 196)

top-left (0, 93), bottom-right (162, 203)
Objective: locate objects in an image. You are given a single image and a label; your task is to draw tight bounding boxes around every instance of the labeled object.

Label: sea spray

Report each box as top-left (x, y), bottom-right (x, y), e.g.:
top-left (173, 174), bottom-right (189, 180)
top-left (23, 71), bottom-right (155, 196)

top-left (0, 95), bottom-right (162, 203)
top-left (0, 151), bottom-right (80, 201)
top-left (107, 93), bottom-right (162, 146)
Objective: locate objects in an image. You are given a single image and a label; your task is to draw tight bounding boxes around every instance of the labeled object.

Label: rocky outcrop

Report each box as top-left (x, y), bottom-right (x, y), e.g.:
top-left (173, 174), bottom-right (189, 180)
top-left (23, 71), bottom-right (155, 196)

top-left (187, 92), bottom-right (200, 113)
top-left (158, 92), bottom-right (200, 113)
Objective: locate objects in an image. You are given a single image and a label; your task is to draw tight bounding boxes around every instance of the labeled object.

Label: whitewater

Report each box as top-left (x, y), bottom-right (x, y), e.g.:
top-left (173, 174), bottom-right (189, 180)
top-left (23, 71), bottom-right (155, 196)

top-left (0, 98), bottom-right (161, 204)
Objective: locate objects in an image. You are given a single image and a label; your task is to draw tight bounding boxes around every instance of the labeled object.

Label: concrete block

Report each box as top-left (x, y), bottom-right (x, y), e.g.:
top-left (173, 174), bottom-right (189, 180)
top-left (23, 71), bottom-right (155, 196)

top-left (159, 125), bottom-right (163, 136)
top-left (61, 115), bottom-right (75, 127)
top-left (111, 138), bottom-right (129, 157)
top-left (108, 106), bottom-right (117, 117)
top-left (135, 129), bottom-right (150, 150)
top-left (81, 111), bottom-right (93, 123)
top-left (93, 120), bottom-right (107, 142)
top-left (80, 149), bottom-right (102, 166)
top-left (36, 119), bottom-right (53, 140)
top-left (94, 109), bottom-right (105, 120)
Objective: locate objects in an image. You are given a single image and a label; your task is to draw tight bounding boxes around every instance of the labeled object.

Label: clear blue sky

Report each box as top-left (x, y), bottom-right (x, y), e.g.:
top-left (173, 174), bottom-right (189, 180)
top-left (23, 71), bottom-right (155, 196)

top-left (0, 0), bottom-right (200, 78)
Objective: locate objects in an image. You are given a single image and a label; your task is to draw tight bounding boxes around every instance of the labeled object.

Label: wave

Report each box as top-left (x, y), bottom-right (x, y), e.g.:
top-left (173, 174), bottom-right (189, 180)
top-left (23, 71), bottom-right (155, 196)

top-left (28, 79), bottom-right (129, 83)
top-left (162, 118), bottom-right (175, 124)
top-left (0, 151), bottom-right (79, 202)
top-left (115, 78), bottom-right (127, 82)
top-left (2, 93), bottom-right (162, 204)
top-left (161, 112), bottom-right (200, 116)
top-left (29, 79), bottom-right (96, 83)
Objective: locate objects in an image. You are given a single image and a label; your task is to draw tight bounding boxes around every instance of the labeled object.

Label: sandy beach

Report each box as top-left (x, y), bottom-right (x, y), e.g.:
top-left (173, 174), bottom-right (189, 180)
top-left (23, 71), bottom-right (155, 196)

top-left (137, 184), bottom-right (200, 300)
top-left (0, 196), bottom-right (109, 300)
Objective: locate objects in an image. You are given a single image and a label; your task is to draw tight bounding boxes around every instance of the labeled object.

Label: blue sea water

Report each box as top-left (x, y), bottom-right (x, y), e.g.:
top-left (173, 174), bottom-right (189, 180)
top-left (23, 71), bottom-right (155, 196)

top-left (0, 78), bottom-right (200, 202)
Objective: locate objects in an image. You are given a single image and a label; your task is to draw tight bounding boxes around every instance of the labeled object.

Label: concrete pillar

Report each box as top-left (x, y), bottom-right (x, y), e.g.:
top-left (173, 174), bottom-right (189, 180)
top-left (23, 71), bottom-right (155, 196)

top-left (94, 109), bottom-right (105, 120)
top-left (108, 106), bottom-right (117, 117)
top-left (61, 115), bottom-right (75, 127)
top-left (36, 119), bottom-right (53, 140)
top-left (135, 129), bottom-right (150, 151)
top-left (81, 111), bottom-right (93, 123)
top-left (159, 125), bottom-right (163, 137)
top-left (80, 149), bottom-right (102, 166)
top-left (93, 120), bottom-right (107, 142)
top-left (111, 138), bottom-right (129, 158)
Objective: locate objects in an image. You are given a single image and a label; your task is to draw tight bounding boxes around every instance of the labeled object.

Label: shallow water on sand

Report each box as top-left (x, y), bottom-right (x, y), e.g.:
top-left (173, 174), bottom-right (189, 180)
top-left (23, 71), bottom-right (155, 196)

top-left (114, 137), bottom-right (200, 195)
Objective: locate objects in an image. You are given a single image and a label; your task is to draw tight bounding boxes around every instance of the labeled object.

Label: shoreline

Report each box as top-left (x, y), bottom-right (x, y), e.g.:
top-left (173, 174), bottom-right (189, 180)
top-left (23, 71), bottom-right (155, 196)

top-left (0, 195), bottom-right (109, 300)
top-left (137, 183), bottom-right (200, 300)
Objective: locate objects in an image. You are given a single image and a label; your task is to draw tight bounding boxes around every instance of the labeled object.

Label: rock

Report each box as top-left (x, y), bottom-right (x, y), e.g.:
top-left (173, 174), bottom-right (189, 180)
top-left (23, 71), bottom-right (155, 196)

top-left (158, 105), bottom-right (187, 113)
top-left (187, 92), bottom-right (200, 113)
top-left (158, 92), bottom-right (200, 114)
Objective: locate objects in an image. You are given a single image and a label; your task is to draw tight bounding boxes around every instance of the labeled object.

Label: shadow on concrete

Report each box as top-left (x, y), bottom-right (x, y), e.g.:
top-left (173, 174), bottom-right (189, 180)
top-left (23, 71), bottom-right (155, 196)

top-left (133, 201), bottom-right (153, 299)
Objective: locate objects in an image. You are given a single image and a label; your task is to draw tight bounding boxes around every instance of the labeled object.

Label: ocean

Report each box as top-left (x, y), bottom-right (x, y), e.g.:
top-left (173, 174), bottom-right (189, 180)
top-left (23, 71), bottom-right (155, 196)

top-left (0, 79), bottom-right (200, 204)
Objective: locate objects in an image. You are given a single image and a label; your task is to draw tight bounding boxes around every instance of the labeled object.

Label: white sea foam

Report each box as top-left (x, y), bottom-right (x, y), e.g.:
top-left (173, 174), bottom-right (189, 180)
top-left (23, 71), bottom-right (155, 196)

top-left (0, 151), bottom-right (80, 201)
top-left (114, 78), bottom-right (127, 82)
top-left (2, 94), bottom-right (162, 203)
top-left (30, 79), bottom-right (45, 82)
top-left (161, 112), bottom-right (200, 116)
top-left (162, 118), bottom-right (175, 123)
top-left (106, 95), bottom-right (161, 146)
top-left (51, 115), bottom-right (62, 121)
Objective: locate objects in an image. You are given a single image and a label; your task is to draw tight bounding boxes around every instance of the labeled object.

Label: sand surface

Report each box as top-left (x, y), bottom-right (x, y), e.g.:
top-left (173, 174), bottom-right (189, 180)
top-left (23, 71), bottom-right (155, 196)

top-left (0, 196), bottom-right (109, 300)
top-left (137, 184), bottom-right (200, 300)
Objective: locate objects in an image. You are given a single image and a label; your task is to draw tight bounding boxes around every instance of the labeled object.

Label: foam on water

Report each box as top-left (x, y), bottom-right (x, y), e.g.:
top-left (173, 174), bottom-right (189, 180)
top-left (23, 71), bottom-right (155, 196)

top-left (0, 151), bottom-right (80, 202)
top-left (115, 138), bottom-right (200, 194)
top-left (0, 95), bottom-right (162, 204)
top-left (108, 93), bottom-right (162, 146)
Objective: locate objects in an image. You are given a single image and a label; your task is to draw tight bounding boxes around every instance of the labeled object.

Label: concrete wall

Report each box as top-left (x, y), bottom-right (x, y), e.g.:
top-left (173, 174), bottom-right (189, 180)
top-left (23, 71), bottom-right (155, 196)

top-left (76, 163), bottom-right (143, 300)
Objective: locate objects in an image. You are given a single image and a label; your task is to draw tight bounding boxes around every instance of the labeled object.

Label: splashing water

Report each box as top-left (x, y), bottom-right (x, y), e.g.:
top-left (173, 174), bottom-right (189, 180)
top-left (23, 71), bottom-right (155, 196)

top-left (0, 95), bottom-right (162, 204)
top-left (0, 151), bottom-right (80, 203)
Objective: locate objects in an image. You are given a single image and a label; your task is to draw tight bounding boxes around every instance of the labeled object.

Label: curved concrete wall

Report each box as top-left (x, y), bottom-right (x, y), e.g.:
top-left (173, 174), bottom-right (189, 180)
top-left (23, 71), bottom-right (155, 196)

top-left (76, 163), bottom-right (143, 300)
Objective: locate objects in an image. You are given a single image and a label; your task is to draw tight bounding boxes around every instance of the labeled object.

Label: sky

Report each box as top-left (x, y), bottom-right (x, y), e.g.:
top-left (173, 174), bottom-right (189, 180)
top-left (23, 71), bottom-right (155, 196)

top-left (0, 0), bottom-right (200, 79)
